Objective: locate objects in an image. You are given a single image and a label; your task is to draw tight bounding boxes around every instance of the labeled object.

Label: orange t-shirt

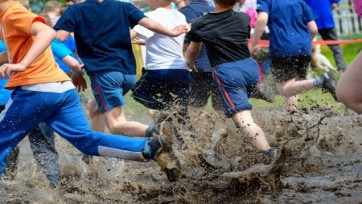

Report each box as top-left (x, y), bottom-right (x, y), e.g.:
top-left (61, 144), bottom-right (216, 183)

top-left (0, 2), bottom-right (70, 89)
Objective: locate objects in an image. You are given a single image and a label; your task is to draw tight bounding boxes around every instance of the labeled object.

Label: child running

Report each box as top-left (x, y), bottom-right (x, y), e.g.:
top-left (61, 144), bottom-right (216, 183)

top-left (131, 0), bottom-right (195, 142)
top-left (55, 0), bottom-right (187, 138)
top-left (251, 0), bottom-right (337, 113)
top-left (0, 0), bottom-right (180, 183)
top-left (185, 0), bottom-right (279, 162)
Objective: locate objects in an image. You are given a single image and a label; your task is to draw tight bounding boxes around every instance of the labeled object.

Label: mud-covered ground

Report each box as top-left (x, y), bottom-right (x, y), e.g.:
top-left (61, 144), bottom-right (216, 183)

top-left (0, 107), bottom-right (361, 203)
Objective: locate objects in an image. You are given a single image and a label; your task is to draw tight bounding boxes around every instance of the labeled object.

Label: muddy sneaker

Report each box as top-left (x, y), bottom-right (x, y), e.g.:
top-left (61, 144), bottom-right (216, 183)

top-left (321, 72), bottom-right (337, 101)
top-left (3, 146), bottom-right (19, 180)
top-left (144, 121), bottom-right (181, 182)
top-left (265, 148), bottom-right (279, 163)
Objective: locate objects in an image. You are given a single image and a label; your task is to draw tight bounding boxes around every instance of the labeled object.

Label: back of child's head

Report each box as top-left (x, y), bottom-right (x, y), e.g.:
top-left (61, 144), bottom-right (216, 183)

top-left (43, 1), bottom-right (61, 13)
top-left (38, 13), bottom-right (53, 27)
top-left (214, 0), bottom-right (235, 7)
top-left (17, 0), bottom-right (30, 10)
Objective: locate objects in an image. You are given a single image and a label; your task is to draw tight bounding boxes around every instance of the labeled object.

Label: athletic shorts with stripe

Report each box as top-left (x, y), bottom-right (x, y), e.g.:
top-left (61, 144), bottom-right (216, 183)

top-left (212, 57), bottom-right (259, 118)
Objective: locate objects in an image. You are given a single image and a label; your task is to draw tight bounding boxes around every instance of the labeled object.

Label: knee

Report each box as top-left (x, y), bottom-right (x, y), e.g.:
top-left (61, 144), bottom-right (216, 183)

top-left (276, 84), bottom-right (289, 97)
top-left (106, 117), bottom-right (127, 135)
top-left (88, 100), bottom-right (100, 117)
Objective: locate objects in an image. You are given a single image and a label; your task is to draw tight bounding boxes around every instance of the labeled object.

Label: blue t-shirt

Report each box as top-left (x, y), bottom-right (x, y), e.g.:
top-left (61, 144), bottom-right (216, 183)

top-left (257, 0), bottom-right (315, 57)
top-left (51, 40), bottom-right (73, 73)
top-left (63, 36), bottom-right (77, 53)
top-left (54, 0), bottom-right (146, 74)
top-left (0, 41), bottom-right (12, 105)
top-left (304, 0), bottom-right (339, 30)
top-left (180, 0), bottom-right (213, 72)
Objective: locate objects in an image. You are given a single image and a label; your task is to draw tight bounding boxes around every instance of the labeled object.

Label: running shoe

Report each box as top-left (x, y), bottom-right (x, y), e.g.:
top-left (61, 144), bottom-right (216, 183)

top-left (321, 72), bottom-right (338, 101)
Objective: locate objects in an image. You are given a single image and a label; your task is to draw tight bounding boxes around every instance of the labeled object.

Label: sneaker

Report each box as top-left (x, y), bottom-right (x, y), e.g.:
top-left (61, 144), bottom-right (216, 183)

top-left (145, 121), bottom-right (181, 182)
top-left (3, 146), bottom-right (19, 180)
top-left (321, 72), bottom-right (338, 101)
top-left (265, 148), bottom-right (280, 163)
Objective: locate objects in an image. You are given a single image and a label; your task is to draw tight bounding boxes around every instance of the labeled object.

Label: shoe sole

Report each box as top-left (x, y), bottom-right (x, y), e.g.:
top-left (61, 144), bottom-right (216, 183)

top-left (155, 121), bottom-right (181, 182)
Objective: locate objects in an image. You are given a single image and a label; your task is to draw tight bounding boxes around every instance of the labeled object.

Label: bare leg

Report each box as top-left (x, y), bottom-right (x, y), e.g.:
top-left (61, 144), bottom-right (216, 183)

top-left (88, 99), bottom-right (150, 136)
top-left (276, 78), bottom-right (315, 111)
top-left (232, 110), bottom-right (270, 151)
top-left (89, 99), bottom-right (106, 132)
top-left (104, 106), bottom-right (149, 136)
top-left (285, 95), bottom-right (298, 113)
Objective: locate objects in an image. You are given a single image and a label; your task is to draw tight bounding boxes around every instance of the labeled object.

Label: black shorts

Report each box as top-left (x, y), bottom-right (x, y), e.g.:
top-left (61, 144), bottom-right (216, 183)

top-left (189, 72), bottom-right (223, 111)
top-left (271, 56), bottom-right (311, 83)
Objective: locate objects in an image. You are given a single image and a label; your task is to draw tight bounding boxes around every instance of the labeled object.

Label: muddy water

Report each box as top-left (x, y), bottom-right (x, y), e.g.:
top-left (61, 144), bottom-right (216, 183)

top-left (0, 107), bottom-right (361, 203)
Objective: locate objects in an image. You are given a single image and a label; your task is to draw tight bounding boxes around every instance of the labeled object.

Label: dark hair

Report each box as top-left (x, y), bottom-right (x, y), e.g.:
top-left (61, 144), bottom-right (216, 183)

top-left (214, 0), bottom-right (236, 7)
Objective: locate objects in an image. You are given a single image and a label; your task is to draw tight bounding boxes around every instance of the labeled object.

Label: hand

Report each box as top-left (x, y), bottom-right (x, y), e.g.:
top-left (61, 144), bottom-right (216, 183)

top-left (187, 61), bottom-right (198, 72)
top-left (171, 25), bottom-right (188, 37)
top-left (0, 63), bottom-right (27, 79)
top-left (132, 38), bottom-right (145, 45)
top-left (249, 44), bottom-right (259, 56)
top-left (72, 72), bottom-right (87, 92)
top-left (332, 3), bottom-right (338, 9)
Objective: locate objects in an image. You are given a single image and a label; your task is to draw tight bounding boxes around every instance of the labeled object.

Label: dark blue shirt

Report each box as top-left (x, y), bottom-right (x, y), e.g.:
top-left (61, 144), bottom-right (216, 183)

top-left (257, 0), bottom-right (315, 57)
top-left (54, 0), bottom-right (145, 74)
top-left (304, 0), bottom-right (340, 29)
top-left (180, 0), bottom-right (213, 72)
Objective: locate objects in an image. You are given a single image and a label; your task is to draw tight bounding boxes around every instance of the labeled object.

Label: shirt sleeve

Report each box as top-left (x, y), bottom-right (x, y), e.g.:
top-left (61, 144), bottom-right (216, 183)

top-left (302, 1), bottom-right (316, 23)
top-left (51, 40), bottom-right (72, 60)
top-left (186, 29), bottom-right (202, 42)
top-left (7, 8), bottom-right (40, 37)
top-left (256, 0), bottom-right (271, 13)
top-left (54, 6), bottom-right (77, 32)
top-left (126, 3), bottom-right (147, 28)
top-left (179, 7), bottom-right (198, 23)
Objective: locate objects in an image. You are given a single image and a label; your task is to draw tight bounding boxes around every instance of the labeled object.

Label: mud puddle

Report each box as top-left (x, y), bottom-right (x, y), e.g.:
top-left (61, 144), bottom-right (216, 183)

top-left (0, 107), bottom-right (361, 203)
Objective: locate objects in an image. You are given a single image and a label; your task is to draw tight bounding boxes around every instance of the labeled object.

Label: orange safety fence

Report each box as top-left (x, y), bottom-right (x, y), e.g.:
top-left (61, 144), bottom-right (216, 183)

top-left (252, 39), bottom-right (362, 48)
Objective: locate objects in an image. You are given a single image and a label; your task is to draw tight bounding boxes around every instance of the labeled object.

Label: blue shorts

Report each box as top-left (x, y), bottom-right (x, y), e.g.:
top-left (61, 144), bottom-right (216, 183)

top-left (87, 70), bottom-right (136, 113)
top-left (212, 58), bottom-right (259, 117)
top-left (132, 69), bottom-right (191, 111)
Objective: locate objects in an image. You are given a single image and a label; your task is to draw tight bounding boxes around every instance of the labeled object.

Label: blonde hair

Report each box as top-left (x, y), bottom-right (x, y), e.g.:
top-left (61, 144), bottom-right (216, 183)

top-left (43, 1), bottom-right (61, 13)
top-left (17, 0), bottom-right (30, 10)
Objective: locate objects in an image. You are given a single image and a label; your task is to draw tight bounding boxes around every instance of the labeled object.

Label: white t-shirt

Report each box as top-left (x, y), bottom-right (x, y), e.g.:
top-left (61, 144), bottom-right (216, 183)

top-left (133, 8), bottom-right (189, 71)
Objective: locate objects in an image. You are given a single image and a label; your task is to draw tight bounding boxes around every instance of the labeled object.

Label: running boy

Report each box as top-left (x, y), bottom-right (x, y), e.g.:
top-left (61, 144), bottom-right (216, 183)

top-left (185, 0), bottom-right (279, 161)
top-left (131, 0), bottom-right (193, 139)
top-left (251, 0), bottom-right (337, 113)
top-left (55, 0), bottom-right (187, 137)
top-left (0, 0), bottom-right (180, 182)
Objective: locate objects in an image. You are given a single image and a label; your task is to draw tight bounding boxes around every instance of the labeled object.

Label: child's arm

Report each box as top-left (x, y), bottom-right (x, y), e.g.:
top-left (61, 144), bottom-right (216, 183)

top-left (307, 20), bottom-right (318, 39)
top-left (138, 18), bottom-right (187, 37)
top-left (56, 30), bottom-right (71, 42)
top-left (130, 30), bottom-right (145, 45)
top-left (185, 41), bottom-right (202, 72)
top-left (62, 55), bottom-right (87, 92)
top-left (250, 11), bottom-right (268, 55)
top-left (0, 22), bottom-right (56, 78)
